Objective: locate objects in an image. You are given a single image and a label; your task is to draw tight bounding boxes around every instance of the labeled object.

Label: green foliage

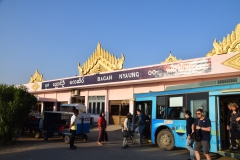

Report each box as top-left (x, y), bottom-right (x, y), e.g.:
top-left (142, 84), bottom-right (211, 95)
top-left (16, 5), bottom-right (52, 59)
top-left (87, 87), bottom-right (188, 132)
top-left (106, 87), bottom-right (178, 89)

top-left (0, 84), bottom-right (37, 144)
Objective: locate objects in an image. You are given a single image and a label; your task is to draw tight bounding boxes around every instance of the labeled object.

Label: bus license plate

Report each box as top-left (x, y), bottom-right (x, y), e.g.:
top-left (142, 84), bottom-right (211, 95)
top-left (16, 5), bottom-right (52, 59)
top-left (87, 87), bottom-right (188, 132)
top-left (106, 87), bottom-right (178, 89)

top-left (164, 120), bottom-right (173, 124)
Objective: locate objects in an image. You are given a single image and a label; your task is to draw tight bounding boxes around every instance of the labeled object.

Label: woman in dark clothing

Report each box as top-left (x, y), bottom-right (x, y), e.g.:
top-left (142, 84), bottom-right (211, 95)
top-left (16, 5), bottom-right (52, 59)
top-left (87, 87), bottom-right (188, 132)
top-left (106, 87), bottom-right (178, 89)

top-left (227, 103), bottom-right (232, 148)
top-left (97, 112), bottom-right (106, 145)
top-left (230, 103), bottom-right (240, 152)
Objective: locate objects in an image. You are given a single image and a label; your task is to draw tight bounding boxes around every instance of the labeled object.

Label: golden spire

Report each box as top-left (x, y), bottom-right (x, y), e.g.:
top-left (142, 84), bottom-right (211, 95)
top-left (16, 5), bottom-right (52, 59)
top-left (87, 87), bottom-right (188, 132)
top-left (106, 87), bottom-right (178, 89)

top-left (78, 42), bottom-right (125, 76)
top-left (29, 69), bottom-right (44, 83)
top-left (161, 52), bottom-right (181, 64)
top-left (206, 23), bottom-right (240, 57)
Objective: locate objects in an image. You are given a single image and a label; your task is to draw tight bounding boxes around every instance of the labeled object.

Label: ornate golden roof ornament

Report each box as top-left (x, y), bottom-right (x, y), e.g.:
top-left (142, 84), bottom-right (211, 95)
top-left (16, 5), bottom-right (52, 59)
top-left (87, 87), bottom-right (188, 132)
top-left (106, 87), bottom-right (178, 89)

top-left (222, 53), bottom-right (240, 70)
top-left (32, 82), bottom-right (40, 91)
top-left (78, 42), bottom-right (125, 76)
top-left (29, 69), bottom-right (44, 83)
top-left (161, 52), bottom-right (181, 64)
top-left (206, 23), bottom-right (240, 57)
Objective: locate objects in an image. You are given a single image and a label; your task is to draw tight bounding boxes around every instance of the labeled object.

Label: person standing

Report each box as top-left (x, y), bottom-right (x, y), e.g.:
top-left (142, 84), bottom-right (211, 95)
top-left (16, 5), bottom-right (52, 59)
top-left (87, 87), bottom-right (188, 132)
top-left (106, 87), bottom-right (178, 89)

top-left (69, 109), bottom-right (79, 150)
top-left (97, 112), bottom-right (106, 145)
top-left (230, 103), bottom-right (240, 152)
top-left (227, 103), bottom-right (232, 148)
top-left (136, 109), bottom-right (145, 147)
top-left (185, 110), bottom-right (195, 160)
top-left (122, 113), bottom-right (132, 149)
top-left (192, 109), bottom-right (211, 160)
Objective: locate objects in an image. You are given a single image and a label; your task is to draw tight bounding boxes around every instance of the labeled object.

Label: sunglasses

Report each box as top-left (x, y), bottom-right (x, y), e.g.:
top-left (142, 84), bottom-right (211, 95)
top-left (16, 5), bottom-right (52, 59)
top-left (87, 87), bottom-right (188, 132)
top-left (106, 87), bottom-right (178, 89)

top-left (196, 112), bottom-right (201, 115)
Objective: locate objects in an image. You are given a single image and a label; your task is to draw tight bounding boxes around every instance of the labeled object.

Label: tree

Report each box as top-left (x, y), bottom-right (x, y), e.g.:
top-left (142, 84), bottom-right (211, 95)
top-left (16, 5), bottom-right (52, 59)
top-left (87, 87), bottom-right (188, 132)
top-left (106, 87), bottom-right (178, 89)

top-left (0, 84), bottom-right (37, 144)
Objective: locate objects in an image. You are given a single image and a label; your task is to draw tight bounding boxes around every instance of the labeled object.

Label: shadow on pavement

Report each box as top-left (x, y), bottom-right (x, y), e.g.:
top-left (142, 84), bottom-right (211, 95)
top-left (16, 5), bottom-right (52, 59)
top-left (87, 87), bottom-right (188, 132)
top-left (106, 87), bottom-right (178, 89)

top-left (0, 127), bottom-right (237, 160)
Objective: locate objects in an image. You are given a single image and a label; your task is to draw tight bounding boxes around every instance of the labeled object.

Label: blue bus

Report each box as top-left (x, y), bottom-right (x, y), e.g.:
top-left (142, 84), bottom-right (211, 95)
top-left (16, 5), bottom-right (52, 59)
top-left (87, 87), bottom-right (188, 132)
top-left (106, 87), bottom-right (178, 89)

top-left (134, 77), bottom-right (240, 158)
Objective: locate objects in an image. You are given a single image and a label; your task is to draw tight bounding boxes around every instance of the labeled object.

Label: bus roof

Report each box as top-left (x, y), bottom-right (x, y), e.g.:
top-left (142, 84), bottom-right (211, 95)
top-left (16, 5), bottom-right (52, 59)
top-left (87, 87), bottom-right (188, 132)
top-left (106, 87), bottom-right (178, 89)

top-left (134, 82), bottom-right (240, 98)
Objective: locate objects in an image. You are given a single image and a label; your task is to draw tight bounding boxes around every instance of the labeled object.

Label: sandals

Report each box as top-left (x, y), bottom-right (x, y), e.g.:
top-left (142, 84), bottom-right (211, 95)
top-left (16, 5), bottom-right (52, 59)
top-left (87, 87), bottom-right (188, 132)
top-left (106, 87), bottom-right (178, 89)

top-left (97, 141), bottom-right (103, 145)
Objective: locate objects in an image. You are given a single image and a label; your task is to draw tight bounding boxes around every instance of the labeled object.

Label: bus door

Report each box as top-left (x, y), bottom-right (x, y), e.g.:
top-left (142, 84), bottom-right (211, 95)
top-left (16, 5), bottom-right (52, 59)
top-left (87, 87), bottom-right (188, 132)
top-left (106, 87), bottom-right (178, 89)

top-left (135, 101), bottom-right (152, 139)
top-left (187, 93), bottom-right (213, 149)
top-left (218, 94), bottom-right (240, 150)
top-left (209, 93), bottom-right (240, 158)
top-left (206, 93), bottom-right (240, 154)
top-left (208, 95), bottom-right (220, 153)
top-left (210, 93), bottom-right (240, 153)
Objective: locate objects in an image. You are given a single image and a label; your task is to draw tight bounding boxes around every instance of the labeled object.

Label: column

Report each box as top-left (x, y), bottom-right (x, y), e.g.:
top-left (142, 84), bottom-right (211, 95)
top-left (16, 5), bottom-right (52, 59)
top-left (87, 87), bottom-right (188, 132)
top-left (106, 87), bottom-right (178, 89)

top-left (68, 96), bottom-right (72, 104)
top-left (129, 100), bottom-right (134, 115)
top-left (53, 101), bottom-right (57, 111)
top-left (132, 100), bottom-right (136, 130)
top-left (85, 90), bottom-right (89, 113)
top-left (105, 88), bottom-right (109, 125)
top-left (41, 102), bottom-right (44, 115)
top-left (130, 85), bottom-right (134, 114)
top-left (130, 85), bottom-right (136, 129)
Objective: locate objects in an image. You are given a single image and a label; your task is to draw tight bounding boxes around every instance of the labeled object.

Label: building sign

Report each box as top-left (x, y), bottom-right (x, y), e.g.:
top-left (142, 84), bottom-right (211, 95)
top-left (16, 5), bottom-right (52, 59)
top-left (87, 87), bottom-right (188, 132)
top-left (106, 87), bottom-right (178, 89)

top-left (42, 58), bottom-right (211, 89)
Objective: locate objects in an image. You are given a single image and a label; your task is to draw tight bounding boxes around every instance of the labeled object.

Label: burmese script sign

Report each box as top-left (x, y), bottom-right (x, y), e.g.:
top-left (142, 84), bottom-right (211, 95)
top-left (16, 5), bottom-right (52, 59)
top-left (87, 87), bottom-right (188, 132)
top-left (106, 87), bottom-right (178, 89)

top-left (42, 58), bottom-right (211, 89)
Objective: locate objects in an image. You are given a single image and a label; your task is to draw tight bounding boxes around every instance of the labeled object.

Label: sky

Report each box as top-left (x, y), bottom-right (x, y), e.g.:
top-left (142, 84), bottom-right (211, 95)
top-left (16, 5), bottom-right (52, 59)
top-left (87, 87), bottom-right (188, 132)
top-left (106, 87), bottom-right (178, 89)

top-left (0, 0), bottom-right (240, 85)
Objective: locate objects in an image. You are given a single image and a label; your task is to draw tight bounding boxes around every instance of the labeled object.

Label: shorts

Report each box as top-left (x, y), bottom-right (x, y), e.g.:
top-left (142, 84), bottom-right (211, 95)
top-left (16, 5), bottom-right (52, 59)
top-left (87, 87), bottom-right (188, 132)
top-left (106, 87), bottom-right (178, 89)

top-left (194, 141), bottom-right (210, 154)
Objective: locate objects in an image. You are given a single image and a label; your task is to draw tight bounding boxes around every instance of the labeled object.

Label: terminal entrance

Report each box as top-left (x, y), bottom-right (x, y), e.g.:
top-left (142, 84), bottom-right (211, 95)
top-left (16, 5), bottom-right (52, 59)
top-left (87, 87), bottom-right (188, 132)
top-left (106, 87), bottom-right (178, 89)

top-left (109, 100), bottom-right (129, 125)
top-left (219, 94), bottom-right (240, 151)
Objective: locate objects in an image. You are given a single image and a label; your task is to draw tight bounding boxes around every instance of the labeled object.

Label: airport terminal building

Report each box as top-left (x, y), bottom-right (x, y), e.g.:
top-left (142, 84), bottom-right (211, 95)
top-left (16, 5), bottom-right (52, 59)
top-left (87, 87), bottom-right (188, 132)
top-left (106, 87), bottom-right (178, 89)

top-left (22, 24), bottom-right (240, 124)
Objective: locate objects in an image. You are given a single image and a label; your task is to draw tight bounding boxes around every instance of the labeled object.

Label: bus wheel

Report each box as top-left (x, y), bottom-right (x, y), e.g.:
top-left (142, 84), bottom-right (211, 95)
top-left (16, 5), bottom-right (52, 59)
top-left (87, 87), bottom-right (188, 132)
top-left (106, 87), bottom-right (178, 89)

top-left (157, 129), bottom-right (174, 151)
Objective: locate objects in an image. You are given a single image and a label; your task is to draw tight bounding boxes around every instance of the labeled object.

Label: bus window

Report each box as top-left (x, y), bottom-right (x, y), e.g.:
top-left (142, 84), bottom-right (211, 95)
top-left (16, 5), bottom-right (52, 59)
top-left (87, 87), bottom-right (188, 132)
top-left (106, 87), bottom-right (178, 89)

top-left (187, 92), bottom-right (209, 118)
top-left (156, 96), bottom-right (166, 119)
top-left (135, 101), bottom-right (152, 121)
top-left (137, 102), bottom-right (151, 115)
top-left (167, 96), bottom-right (185, 119)
top-left (168, 107), bottom-right (185, 119)
top-left (190, 99), bottom-right (208, 118)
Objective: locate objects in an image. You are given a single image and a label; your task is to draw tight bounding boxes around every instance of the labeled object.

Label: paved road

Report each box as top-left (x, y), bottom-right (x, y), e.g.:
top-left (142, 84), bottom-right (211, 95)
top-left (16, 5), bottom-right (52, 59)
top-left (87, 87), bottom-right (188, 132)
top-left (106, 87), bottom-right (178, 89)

top-left (0, 126), bottom-right (237, 160)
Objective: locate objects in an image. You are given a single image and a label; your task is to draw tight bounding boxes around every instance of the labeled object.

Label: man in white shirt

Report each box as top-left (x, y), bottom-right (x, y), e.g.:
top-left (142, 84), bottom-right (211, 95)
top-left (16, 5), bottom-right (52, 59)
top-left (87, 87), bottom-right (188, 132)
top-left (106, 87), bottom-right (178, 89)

top-left (69, 109), bottom-right (79, 150)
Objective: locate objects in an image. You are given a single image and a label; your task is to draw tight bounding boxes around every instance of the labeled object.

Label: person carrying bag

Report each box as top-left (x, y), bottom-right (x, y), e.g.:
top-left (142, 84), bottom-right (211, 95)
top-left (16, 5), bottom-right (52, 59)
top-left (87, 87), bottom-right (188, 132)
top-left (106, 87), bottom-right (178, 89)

top-left (122, 113), bottom-right (132, 149)
top-left (191, 109), bottom-right (211, 160)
